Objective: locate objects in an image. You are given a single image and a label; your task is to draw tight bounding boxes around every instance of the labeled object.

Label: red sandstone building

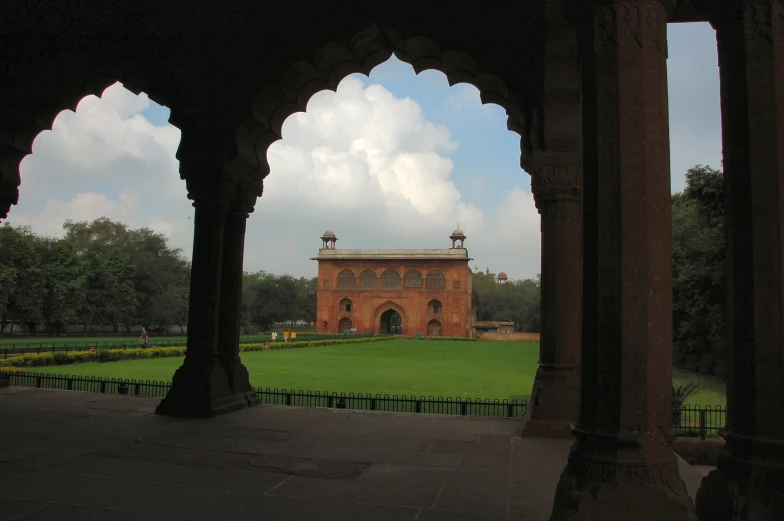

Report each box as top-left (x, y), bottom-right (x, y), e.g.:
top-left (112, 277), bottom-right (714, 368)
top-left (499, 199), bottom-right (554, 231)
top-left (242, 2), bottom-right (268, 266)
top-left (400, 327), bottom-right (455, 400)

top-left (312, 228), bottom-right (473, 337)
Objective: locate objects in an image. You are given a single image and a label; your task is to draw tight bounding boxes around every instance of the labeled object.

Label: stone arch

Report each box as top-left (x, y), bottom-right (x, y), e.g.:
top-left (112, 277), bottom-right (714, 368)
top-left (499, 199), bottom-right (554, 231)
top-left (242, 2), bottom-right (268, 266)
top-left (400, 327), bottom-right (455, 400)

top-left (428, 299), bottom-right (443, 315)
top-left (338, 317), bottom-right (353, 333)
top-left (427, 319), bottom-right (442, 337)
top-left (232, 23), bottom-right (529, 191)
top-left (337, 269), bottom-right (356, 287)
top-left (338, 298), bottom-right (353, 313)
top-left (373, 300), bottom-right (406, 335)
top-left (380, 269), bottom-right (401, 289)
top-left (426, 270), bottom-right (446, 288)
top-left (0, 71), bottom-right (176, 221)
top-left (359, 269), bottom-right (377, 288)
top-left (403, 269), bottom-right (423, 288)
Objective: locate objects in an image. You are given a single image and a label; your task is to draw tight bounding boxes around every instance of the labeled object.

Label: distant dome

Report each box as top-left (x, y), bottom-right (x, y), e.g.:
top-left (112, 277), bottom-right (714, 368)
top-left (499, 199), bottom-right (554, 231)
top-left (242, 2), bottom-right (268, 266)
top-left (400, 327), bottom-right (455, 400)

top-left (451, 227), bottom-right (465, 236)
top-left (498, 271), bottom-right (508, 279)
top-left (322, 229), bottom-right (336, 238)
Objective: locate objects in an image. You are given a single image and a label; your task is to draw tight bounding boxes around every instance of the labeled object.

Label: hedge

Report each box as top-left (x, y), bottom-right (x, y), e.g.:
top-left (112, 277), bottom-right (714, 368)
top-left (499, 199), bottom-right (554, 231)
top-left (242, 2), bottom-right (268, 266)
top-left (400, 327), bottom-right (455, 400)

top-left (402, 336), bottom-right (478, 342)
top-left (0, 336), bottom-right (395, 369)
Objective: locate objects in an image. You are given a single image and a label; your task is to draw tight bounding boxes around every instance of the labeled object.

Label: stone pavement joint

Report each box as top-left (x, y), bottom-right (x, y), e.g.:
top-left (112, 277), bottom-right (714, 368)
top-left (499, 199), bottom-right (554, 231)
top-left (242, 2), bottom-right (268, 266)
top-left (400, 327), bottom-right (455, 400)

top-left (0, 387), bottom-right (704, 521)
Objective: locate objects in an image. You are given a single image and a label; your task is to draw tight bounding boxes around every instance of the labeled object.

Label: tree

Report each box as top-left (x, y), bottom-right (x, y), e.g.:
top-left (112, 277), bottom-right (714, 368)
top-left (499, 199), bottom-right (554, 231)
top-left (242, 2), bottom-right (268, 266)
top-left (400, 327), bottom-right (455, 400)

top-left (102, 248), bottom-right (139, 332)
top-left (38, 239), bottom-right (87, 336)
top-left (242, 272), bottom-right (319, 331)
top-left (671, 165), bottom-right (725, 375)
top-left (0, 224), bottom-right (45, 335)
top-left (470, 270), bottom-right (541, 332)
top-left (64, 218), bottom-right (190, 332)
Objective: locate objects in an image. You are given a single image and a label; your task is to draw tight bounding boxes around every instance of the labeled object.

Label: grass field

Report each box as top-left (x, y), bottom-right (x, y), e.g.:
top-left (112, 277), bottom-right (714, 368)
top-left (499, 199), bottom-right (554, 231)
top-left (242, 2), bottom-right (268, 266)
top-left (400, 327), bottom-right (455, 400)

top-left (20, 339), bottom-right (726, 405)
top-left (0, 334), bottom-right (283, 345)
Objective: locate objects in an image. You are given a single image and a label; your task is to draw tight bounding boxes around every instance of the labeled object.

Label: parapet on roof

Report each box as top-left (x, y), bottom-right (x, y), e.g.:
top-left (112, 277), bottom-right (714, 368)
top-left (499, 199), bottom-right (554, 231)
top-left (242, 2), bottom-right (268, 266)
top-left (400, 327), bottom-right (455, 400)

top-left (311, 248), bottom-right (472, 261)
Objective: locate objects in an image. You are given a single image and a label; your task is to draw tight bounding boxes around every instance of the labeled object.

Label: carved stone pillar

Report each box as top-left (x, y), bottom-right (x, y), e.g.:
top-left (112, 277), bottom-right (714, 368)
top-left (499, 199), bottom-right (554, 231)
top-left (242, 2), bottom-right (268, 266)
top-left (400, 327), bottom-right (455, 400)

top-left (156, 166), bottom-right (239, 417)
top-left (156, 116), bottom-right (260, 417)
top-left (521, 158), bottom-right (582, 438)
top-left (217, 175), bottom-right (260, 407)
top-left (695, 2), bottom-right (784, 519)
top-left (550, 1), bottom-right (696, 519)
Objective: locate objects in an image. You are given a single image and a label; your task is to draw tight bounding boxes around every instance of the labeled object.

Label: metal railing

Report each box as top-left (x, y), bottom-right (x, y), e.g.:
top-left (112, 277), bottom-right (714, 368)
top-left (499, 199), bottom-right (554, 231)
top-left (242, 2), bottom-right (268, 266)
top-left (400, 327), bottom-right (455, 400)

top-left (0, 333), bottom-right (376, 358)
top-left (672, 405), bottom-right (726, 439)
top-left (0, 370), bottom-right (528, 418)
top-left (0, 370), bottom-right (727, 431)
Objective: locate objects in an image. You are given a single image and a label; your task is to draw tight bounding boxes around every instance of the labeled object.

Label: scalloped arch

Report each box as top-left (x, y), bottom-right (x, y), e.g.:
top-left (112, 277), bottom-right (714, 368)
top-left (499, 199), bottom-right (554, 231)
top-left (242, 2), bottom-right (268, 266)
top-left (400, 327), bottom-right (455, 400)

top-left (0, 76), bottom-right (171, 221)
top-left (233, 23), bottom-right (527, 184)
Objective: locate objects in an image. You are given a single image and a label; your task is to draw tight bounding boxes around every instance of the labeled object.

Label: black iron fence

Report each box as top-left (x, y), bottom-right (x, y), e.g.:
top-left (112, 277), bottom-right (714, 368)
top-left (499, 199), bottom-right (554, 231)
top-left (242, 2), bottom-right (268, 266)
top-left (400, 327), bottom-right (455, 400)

top-left (0, 371), bottom-right (527, 418)
top-left (0, 370), bottom-right (727, 432)
top-left (672, 405), bottom-right (726, 439)
top-left (0, 333), bottom-right (376, 358)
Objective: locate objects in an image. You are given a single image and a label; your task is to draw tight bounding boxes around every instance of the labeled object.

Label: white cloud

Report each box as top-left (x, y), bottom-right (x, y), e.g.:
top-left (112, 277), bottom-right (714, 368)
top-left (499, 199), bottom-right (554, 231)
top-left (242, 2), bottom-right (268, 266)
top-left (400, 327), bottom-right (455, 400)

top-left (10, 82), bottom-right (193, 253)
top-left (251, 76), bottom-right (539, 278)
top-left (8, 76), bottom-right (542, 280)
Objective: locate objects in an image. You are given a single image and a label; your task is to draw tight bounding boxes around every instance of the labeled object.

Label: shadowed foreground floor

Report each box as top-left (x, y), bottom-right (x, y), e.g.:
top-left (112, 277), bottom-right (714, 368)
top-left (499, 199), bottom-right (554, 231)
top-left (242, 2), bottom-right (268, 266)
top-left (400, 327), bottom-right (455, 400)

top-left (0, 386), bottom-right (704, 520)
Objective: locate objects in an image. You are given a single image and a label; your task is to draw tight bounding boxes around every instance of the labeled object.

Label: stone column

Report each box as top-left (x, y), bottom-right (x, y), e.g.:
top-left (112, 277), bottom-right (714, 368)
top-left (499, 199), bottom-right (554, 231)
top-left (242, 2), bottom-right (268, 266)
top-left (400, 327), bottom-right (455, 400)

top-left (695, 2), bottom-right (784, 519)
top-left (156, 163), bottom-right (255, 417)
top-left (521, 158), bottom-right (582, 438)
top-left (550, 1), bottom-right (696, 518)
top-left (217, 177), bottom-right (260, 407)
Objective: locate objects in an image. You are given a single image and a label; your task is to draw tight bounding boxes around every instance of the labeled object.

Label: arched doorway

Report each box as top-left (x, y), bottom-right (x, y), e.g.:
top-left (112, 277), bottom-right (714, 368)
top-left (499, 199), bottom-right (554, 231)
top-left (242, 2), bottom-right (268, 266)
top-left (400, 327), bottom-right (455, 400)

top-left (427, 319), bottom-right (442, 336)
top-left (379, 309), bottom-right (402, 335)
top-left (338, 317), bottom-right (352, 334)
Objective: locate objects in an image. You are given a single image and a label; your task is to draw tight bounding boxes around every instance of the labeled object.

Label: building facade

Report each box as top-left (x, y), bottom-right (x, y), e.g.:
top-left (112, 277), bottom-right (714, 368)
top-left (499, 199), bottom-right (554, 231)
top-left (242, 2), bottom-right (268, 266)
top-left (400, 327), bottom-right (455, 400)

top-left (313, 229), bottom-right (473, 337)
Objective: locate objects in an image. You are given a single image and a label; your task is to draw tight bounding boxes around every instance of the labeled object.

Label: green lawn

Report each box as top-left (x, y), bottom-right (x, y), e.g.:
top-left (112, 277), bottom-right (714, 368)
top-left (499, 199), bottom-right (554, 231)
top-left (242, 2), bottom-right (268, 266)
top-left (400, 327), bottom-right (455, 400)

top-left (20, 339), bottom-right (727, 405)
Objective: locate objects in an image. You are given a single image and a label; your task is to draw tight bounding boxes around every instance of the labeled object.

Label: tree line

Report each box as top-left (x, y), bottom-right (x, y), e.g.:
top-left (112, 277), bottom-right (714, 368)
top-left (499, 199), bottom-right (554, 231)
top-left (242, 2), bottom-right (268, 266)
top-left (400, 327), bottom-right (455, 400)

top-left (1, 166), bottom-right (725, 367)
top-left (0, 218), bottom-right (320, 337)
top-left (471, 270), bottom-right (541, 332)
top-left (0, 218), bottom-right (191, 336)
top-left (240, 271), bottom-right (317, 333)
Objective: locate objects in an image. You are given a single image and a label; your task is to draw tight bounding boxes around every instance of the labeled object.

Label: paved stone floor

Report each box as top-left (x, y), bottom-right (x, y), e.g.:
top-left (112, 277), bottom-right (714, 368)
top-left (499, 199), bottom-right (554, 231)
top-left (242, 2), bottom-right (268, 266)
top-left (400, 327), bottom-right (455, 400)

top-left (0, 387), bottom-right (705, 520)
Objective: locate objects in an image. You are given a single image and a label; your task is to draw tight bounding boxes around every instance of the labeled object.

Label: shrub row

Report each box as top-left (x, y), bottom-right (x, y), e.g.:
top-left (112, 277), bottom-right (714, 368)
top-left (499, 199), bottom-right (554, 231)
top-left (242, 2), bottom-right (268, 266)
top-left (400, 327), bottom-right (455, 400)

top-left (0, 336), bottom-right (395, 368)
top-left (406, 336), bottom-right (478, 342)
top-left (240, 336), bottom-right (393, 352)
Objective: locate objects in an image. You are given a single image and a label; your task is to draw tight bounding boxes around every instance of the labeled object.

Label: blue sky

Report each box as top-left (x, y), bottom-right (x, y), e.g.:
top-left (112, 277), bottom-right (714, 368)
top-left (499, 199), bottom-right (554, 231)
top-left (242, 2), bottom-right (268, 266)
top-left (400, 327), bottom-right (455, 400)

top-left (11, 22), bottom-right (722, 280)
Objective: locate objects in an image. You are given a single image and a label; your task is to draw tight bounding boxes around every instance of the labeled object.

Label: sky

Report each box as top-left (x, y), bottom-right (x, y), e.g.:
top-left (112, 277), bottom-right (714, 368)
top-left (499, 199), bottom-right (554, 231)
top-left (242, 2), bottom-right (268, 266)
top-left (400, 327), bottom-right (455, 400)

top-left (7, 23), bottom-right (722, 280)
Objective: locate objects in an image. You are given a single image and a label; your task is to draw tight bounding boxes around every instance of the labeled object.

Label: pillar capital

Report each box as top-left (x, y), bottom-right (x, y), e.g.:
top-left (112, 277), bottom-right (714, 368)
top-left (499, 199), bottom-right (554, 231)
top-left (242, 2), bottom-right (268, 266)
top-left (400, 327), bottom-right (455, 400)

top-left (0, 146), bottom-right (25, 221)
top-left (530, 160), bottom-right (582, 213)
top-left (710, 0), bottom-right (784, 41)
top-left (222, 171), bottom-right (263, 217)
top-left (0, 186), bottom-right (18, 221)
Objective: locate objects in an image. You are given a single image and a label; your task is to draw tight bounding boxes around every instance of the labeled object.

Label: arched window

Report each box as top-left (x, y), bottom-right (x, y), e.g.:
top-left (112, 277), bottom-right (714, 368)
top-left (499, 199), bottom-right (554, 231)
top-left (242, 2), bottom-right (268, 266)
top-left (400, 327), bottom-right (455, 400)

top-left (381, 269), bottom-right (401, 288)
top-left (426, 270), bottom-right (446, 288)
top-left (337, 269), bottom-right (356, 287)
top-left (339, 298), bottom-right (353, 312)
top-left (404, 270), bottom-right (423, 288)
top-left (428, 299), bottom-right (442, 315)
top-left (359, 269), bottom-right (377, 288)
